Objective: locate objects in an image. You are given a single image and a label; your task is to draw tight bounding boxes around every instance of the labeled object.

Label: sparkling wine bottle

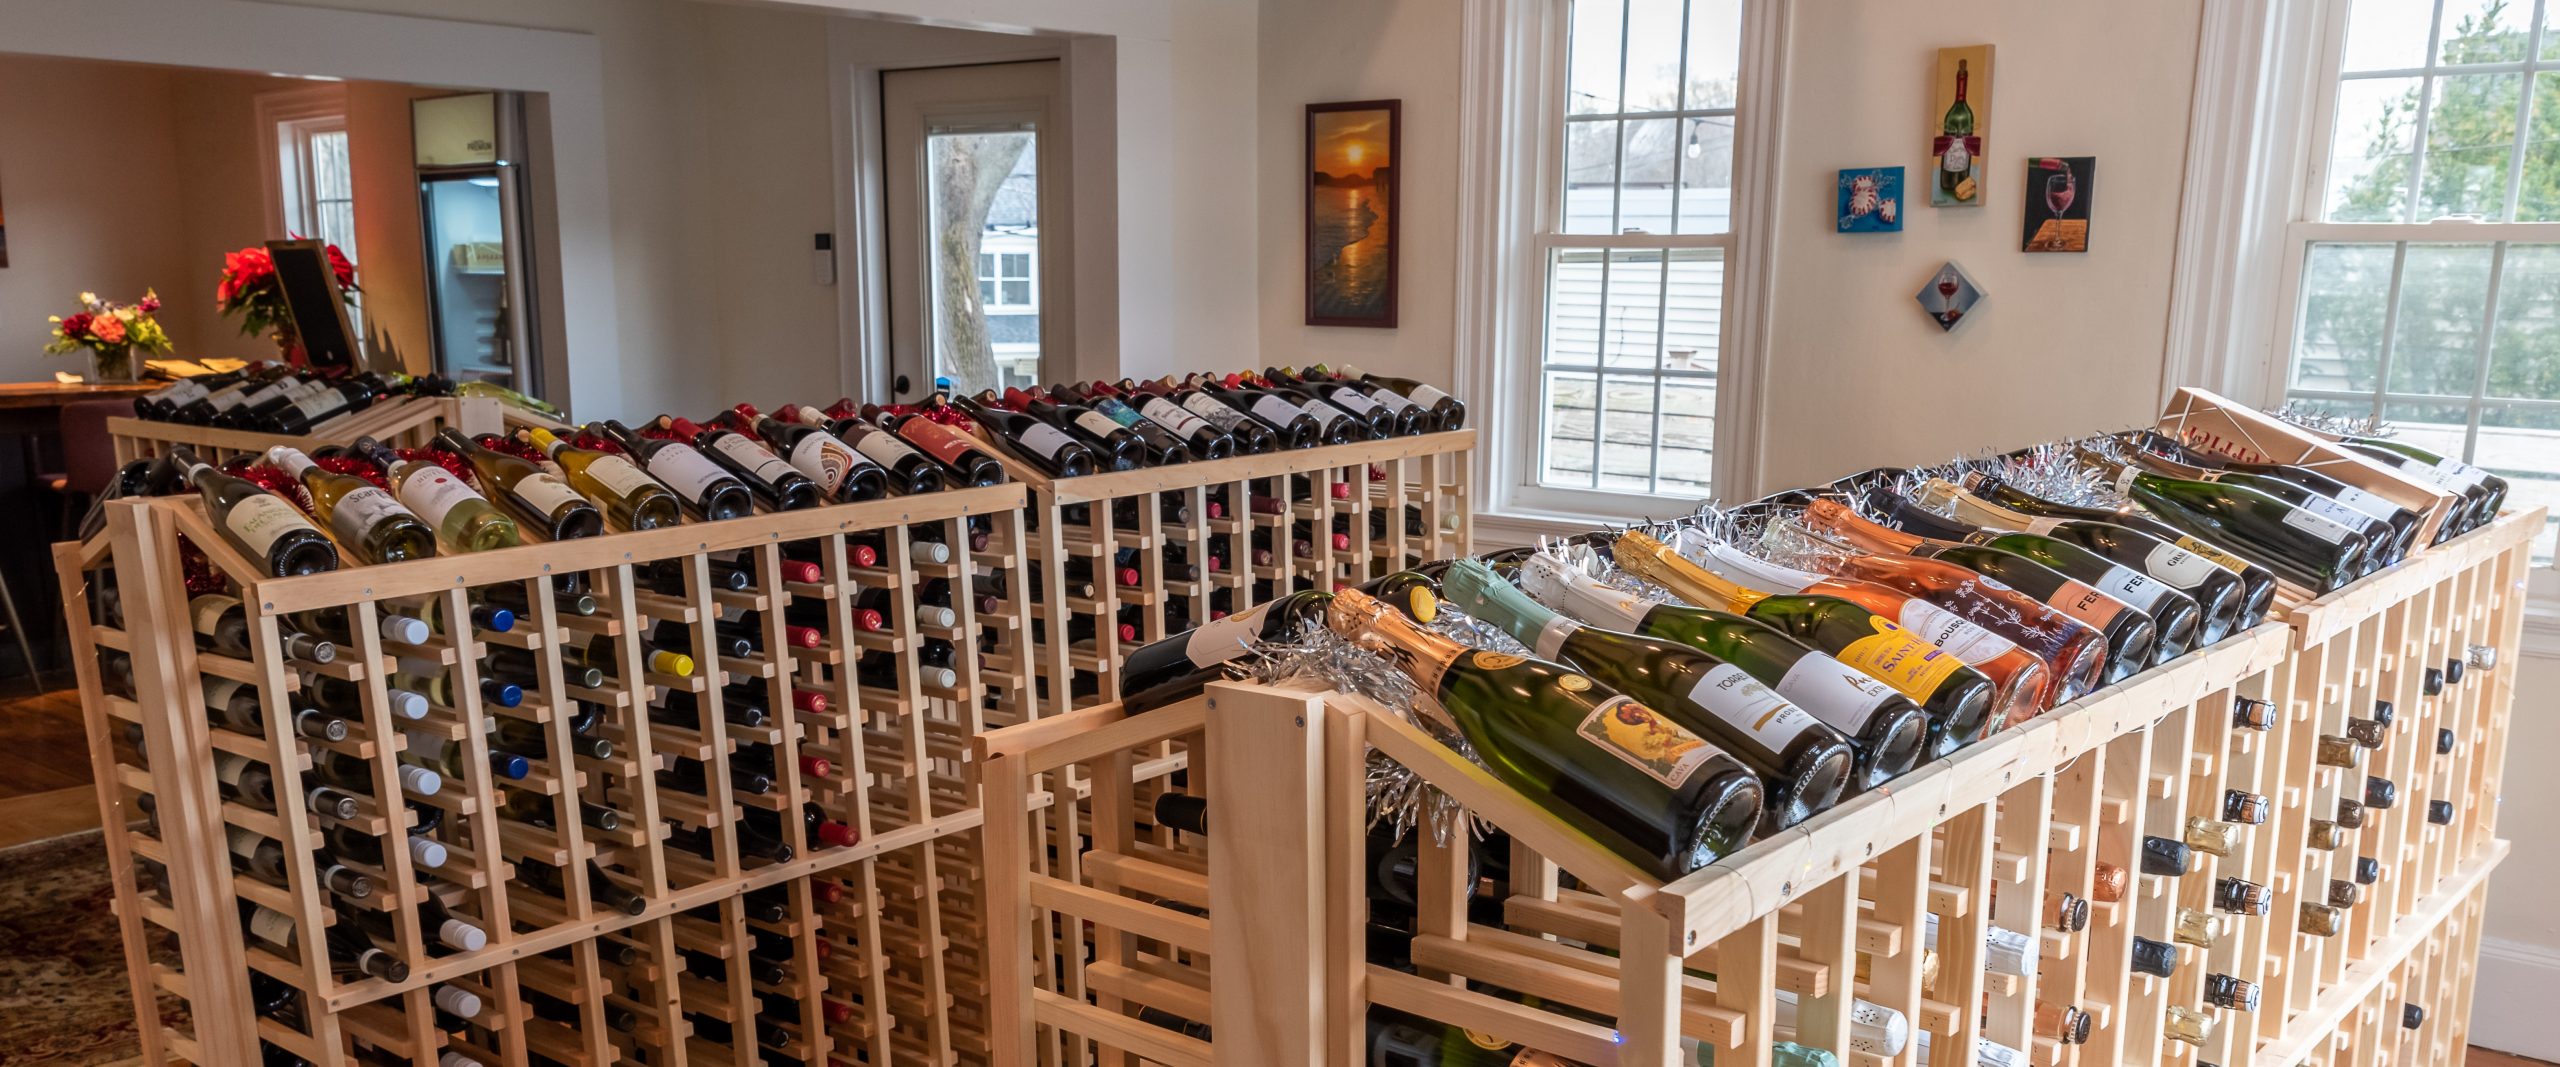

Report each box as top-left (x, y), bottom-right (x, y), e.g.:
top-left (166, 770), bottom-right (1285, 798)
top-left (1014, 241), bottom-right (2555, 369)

top-left (2076, 450), bottom-right (2367, 595)
top-left (2125, 442), bottom-right (2396, 575)
top-left (1913, 474), bottom-right (2257, 639)
top-left (1960, 472), bottom-right (2280, 625)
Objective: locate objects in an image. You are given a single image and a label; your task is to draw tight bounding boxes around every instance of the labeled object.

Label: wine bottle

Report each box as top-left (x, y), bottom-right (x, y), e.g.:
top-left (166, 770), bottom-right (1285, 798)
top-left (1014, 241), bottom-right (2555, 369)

top-left (1617, 532), bottom-right (2008, 756)
top-left (241, 901), bottom-right (408, 981)
top-left (1442, 560), bottom-right (1853, 832)
top-left (1960, 472), bottom-right (2281, 626)
top-left (431, 429), bottom-right (603, 541)
top-left (2125, 431), bottom-right (2422, 565)
top-left (2125, 442), bottom-right (2397, 574)
top-left (526, 428), bottom-right (685, 531)
top-left (1266, 367), bottom-right (1399, 438)
top-left (596, 420), bottom-right (755, 521)
top-left (663, 416), bottom-right (821, 511)
top-left (1082, 383), bottom-right (1235, 460)
top-left (348, 439), bottom-right (522, 552)
top-left (1338, 363), bottom-right (1465, 429)
top-left (1913, 475), bottom-right (2257, 640)
top-left (2336, 433), bottom-right (2506, 523)
top-left (731, 404), bottom-right (890, 502)
top-left (215, 750), bottom-right (361, 819)
top-left (192, 593), bottom-right (335, 663)
top-left (1128, 379), bottom-right (1277, 455)
top-left (264, 446), bottom-right (438, 565)
top-left (1240, 372), bottom-right (1375, 443)
top-left (403, 731), bottom-right (531, 782)
top-left (167, 449), bottom-right (335, 577)
top-left (869, 406), bottom-right (1006, 486)
top-left (1296, 365), bottom-right (1433, 437)
top-left (2076, 450), bottom-right (2367, 595)
top-left (1188, 375), bottom-right (1326, 447)
top-left (1118, 590), bottom-right (1339, 712)
top-left (1328, 588), bottom-right (1764, 880)
top-left (953, 394), bottom-right (1097, 476)
top-left (263, 373), bottom-right (382, 436)
top-left (203, 676), bottom-right (346, 742)
top-left (999, 390), bottom-right (1146, 470)
top-left (231, 825), bottom-right (374, 900)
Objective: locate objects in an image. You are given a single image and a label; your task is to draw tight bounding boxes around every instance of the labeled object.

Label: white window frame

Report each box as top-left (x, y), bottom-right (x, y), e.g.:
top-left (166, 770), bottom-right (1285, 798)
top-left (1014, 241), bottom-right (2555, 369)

top-left (257, 84), bottom-right (362, 335)
top-left (1455, 0), bottom-right (1784, 540)
top-left (979, 247), bottom-right (1038, 311)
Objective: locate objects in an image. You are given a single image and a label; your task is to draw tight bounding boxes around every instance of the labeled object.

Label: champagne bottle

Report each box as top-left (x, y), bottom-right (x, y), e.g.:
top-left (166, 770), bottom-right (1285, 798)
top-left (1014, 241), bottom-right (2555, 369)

top-left (2076, 450), bottom-right (2367, 595)
top-left (169, 450), bottom-right (338, 576)
top-left (597, 420), bottom-right (755, 521)
top-left (1913, 475), bottom-right (2256, 640)
top-left (1443, 559), bottom-right (1854, 831)
top-left (2125, 443), bottom-right (2396, 574)
top-left (2336, 433), bottom-right (2505, 525)
top-left (664, 416), bottom-right (821, 511)
top-left (527, 427), bottom-right (684, 531)
top-left (344, 439), bottom-right (522, 553)
top-left (2124, 431), bottom-right (2421, 565)
top-left (1327, 588), bottom-right (1764, 880)
top-left (431, 429), bottom-right (603, 540)
top-left (1617, 532), bottom-right (2005, 757)
top-left (953, 394), bottom-right (1097, 476)
top-left (1962, 472), bottom-right (2281, 625)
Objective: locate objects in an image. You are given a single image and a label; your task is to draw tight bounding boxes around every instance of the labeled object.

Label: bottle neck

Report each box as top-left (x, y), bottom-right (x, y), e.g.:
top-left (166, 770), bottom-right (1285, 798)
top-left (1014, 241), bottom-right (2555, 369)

top-left (1328, 589), bottom-right (1467, 696)
top-left (1805, 499), bottom-right (1925, 553)
top-left (1919, 479), bottom-right (2043, 531)
top-left (1441, 560), bottom-right (1572, 657)
top-left (266, 447), bottom-right (319, 481)
top-left (2075, 450), bottom-right (2145, 497)
top-left (1518, 553), bottom-right (1658, 633)
top-left (1615, 532), bottom-right (1768, 612)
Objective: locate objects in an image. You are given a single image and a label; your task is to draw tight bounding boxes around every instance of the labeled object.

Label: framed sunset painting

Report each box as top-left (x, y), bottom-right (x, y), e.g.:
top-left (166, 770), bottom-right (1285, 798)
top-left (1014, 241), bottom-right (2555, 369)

top-left (1306, 99), bottom-right (1399, 327)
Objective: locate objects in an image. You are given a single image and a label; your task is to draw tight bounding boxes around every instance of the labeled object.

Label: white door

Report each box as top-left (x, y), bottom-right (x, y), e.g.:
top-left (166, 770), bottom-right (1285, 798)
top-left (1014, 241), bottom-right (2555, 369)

top-left (881, 61), bottom-right (1069, 400)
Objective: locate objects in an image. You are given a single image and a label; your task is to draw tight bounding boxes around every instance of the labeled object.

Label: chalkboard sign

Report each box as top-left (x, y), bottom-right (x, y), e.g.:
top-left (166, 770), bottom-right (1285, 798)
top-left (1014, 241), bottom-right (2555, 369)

top-left (266, 239), bottom-right (361, 370)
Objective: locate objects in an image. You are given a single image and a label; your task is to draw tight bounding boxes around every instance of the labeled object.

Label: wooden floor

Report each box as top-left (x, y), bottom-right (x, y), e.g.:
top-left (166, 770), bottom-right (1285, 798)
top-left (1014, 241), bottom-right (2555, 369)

top-left (2473, 1049), bottom-right (2557, 1066)
top-left (0, 685), bottom-right (101, 849)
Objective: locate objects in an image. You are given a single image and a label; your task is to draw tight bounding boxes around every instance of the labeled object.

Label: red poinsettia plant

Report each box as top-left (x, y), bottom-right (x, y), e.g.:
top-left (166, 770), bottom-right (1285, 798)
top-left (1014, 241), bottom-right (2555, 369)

top-left (216, 242), bottom-right (359, 345)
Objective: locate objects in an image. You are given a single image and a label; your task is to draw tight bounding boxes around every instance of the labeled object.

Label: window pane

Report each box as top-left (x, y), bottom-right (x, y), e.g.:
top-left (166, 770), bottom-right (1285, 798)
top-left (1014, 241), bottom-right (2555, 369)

top-left (1619, 118), bottom-right (1677, 233)
top-left (2488, 244), bottom-right (2560, 401)
top-left (2520, 73), bottom-right (2560, 220)
top-left (1564, 119), bottom-right (1621, 233)
top-left (1676, 116), bottom-right (1734, 234)
top-left (1622, 0), bottom-right (1685, 114)
top-left (1002, 280), bottom-right (1031, 306)
top-left (980, 280), bottom-right (997, 303)
top-left (1602, 250), bottom-right (1664, 368)
top-left (2387, 243), bottom-right (2494, 395)
top-left (1682, 0), bottom-right (1741, 110)
top-left (1659, 378), bottom-right (1715, 494)
top-left (979, 253), bottom-right (996, 278)
top-left (1544, 371), bottom-right (1599, 486)
top-left (2324, 77), bottom-right (2422, 222)
top-left (1547, 249), bottom-right (1606, 368)
top-left (1568, 0), bottom-right (1625, 116)
top-left (2283, 391), bottom-right (2377, 425)
top-left (2418, 73), bottom-right (2522, 221)
top-left (2438, 0), bottom-right (2529, 65)
top-left (1598, 374), bottom-right (1658, 491)
top-left (1664, 248), bottom-right (1722, 372)
top-left (2378, 400), bottom-right (2475, 465)
top-left (2474, 404), bottom-right (2560, 563)
top-left (927, 129), bottom-right (1039, 395)
top-left (2343, 0), bottom-right (2432, 73)
top-left (1003, 252), bottom-right (1030, 277)
top-left (2293, 243), bottom-right (2398, 395)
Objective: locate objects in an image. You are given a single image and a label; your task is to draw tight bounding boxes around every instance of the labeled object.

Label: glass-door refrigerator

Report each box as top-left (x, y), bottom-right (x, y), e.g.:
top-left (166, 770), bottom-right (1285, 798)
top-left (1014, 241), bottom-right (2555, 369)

top-left (414, 92), bottom-right (540, 390)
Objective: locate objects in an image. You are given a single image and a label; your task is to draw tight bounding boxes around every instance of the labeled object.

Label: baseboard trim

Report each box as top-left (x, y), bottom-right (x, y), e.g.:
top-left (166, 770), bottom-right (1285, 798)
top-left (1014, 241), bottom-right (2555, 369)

top-left (2470, 936), bottom-right (2560, 1060)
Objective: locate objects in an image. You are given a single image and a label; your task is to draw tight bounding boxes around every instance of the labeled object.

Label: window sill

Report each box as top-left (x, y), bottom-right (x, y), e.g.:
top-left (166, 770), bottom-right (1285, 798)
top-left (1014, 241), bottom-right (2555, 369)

top-left (1471, 506), bottom-right (1627, 548)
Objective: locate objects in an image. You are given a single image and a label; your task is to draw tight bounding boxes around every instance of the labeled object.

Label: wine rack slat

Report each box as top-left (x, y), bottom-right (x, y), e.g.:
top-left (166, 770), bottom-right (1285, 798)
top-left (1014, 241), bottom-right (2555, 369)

top-left (68, 480), bottom-right (1028, 1066)
top-left (979, 506), bottom-right (2540, 1067)
top-left (978, 427), bottom-right (1475, 718)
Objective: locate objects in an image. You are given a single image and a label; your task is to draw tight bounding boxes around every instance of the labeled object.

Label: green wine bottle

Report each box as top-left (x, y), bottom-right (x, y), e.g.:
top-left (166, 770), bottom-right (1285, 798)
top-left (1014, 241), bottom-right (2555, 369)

top-left (1442, 559), bottom-right (1853, 832)
top-left (1915, 475), bottom-right (2256, 640)
top-left (2338, 434), bottom-right (2505, 531)
top-left (1328, 589), bottom-right (1763, 880)
top-left (1862, 491), bottom-right (2204, 666)
top-left (2124, 444), bottom-right (2396, 575)
top-left (1959, 472), bottom-right (2280, 627)
top-left (265, 446), bottom-right (437, 564)
top-left (2124, 432), bottom-right (2422, 565)
top-left (2077, 450), bottom-right (2367, 595)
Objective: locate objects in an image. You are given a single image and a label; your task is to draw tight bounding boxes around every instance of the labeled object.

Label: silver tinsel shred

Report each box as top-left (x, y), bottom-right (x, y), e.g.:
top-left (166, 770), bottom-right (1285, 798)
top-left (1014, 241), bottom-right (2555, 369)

top-left (2267, 401), bottom-right (2391, 439)
top-left (1244, 612), bottom-right (1499, 847)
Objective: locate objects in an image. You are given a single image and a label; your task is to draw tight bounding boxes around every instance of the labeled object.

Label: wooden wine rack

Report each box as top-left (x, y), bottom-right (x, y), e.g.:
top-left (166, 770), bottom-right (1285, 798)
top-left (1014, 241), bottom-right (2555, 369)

top-left (976, 428), bottom-right (1475, 718)
top-left (108, 394), bottom-right (569, 466)
top-left (59, 478), bottom-right (1032, 1067)
top-left (978, 506), bottom-right (2541, 1067)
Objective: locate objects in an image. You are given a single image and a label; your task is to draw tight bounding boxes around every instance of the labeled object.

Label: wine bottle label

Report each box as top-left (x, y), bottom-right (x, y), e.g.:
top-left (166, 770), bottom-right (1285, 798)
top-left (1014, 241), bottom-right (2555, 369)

top-left (2427, 456), bottom-right (2491, 491)
top-left (711, 433), bottom-right (802, 485)
top-left (2325, 484), bottom-right (2398, 521)
top-left (191, 594), bottom-right (241, 638)
top-left (848, 427), bottom-right (926, 471)
top-left (1325, 387), bottom-right (1382, 416)
top-left (1182, 602), bottom-right (1272, 665)
top-left (1301, 396), bottom-right (1362, 429)
top-left (1531, 614), bottom-right (1584, 660)
top-left (157, 380), bottom-right (210, 406)
top-left (514, 472), bottom-right (589, 517)
top-left (247, 905), bottom-right (296, 948)
top-left (292, 389), bottom-right (350, 422)
top-left (2090, 565), bottom-right (2165, 611)
top-left (1684, 663), bottom-right (1823, 751)
top-left (1177, 392), bottom-right (1253, 433)
top-left (1775, 653), bottom-right (1901, 732)
top-left (205, 387), bottom-right (252, 414)
top-left (1071, 410), bottom-right (1127, 441)
top-left (785, 432), bottom-right (857, 493)
top-left (398, 465), bottom-right (482, 531)
top-left (2295, 493), bottom-right (2375, 530)
top-left (202, 677), bottom-right (254, 731)
top-left (1360, 386), bottom-right (1416, 414)
top-left (645, 444), bottom-right (734, 502)
top-left (1835, 617), bottom-right (1969, 701)
top-left (1016, 421), bottom-right (1080, 462)
top-left (1575, 695), bottom-right (1718, 790)
top-left (2140, 543), bottom-right (2224, 588)
top-left (2280, 505), bottom-right (2357, 545)
top-left (1136, 396), bottom-right (1213, 440)
top-left (2028, 574), bottom-right (2125, 631)
top-left (895, 416), bottom-right (985, 468)
top-left (227, 825), bottom-right (265, 862)
top-left (331, 486), bottom-right (410, 542)
top-left (1095, 397), bottom-right (1147, 428)
top-left (1895, 600), bottom-right (2019, 662)
top-left (1250, 395), bottom-right (1311, 429)
top-left (214, 750), bottom-right (252, 788)
top-left (585, 454), bottom-right (662, 500)
top-left (224, 492), bottom-right (319, 556)
top-left (2173, 535), bottom-right (2254, 575)
top-left (1407, 383), bottom-right (1453, 408)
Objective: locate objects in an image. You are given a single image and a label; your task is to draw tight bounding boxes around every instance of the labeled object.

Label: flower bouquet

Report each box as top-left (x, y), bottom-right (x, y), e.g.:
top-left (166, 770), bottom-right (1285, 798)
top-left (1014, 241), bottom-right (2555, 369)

top-left (217, 242), bottom-right (359, 363)
top-left (46, 290), bottom-right (172, 382)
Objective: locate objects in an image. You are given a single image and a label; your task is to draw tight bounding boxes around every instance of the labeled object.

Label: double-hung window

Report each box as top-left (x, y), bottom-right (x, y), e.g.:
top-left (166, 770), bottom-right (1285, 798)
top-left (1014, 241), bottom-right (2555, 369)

top-left (2280, 0), bottom-right (2560, 564)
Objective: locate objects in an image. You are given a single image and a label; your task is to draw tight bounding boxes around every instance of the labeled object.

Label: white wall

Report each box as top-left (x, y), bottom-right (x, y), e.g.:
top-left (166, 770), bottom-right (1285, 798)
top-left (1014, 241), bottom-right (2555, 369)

top-left (1254, 0), bottom-right (1460, 388)
top-left (2473, 639), bottom-right (2560, 1059)
top-left (1759, 1), bottom-right (2206, 490)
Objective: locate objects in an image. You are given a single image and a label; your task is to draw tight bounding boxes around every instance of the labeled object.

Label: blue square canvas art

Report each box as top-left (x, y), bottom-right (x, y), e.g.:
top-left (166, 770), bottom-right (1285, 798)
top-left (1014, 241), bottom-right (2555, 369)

top-left (1837, 167), bottom-right (1903, 233)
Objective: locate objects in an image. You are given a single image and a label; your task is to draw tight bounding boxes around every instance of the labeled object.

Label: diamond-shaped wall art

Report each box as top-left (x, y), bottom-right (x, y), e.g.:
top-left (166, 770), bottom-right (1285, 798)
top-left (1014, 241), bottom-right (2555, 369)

top-left (1916, 260), bottom-right (1984, 332)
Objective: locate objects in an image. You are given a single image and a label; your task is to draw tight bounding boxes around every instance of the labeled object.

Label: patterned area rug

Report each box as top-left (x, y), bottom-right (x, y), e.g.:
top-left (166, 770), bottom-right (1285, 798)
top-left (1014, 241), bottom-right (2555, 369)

top-left (0, 830), bottom-right (180, 1066)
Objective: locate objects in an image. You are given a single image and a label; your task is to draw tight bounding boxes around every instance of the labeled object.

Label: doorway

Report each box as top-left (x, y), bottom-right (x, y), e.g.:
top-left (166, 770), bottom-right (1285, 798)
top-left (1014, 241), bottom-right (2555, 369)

top-left (881, 61), bottom-right (1070, 400)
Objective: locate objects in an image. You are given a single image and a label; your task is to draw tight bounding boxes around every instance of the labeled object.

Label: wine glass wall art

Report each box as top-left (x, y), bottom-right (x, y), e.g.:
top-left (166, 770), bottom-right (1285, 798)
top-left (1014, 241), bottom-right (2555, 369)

top-left (2022, 156), bottom-right (2095, 253)
top-left (1915, 260), bottom-right (1985, 333)
top-left (1306, 99), bottom-right (1400, 328)
top-left (1929, 46), bottom-right (1994, 208)
top-left (1837, 167), bottom-right (1904, 234)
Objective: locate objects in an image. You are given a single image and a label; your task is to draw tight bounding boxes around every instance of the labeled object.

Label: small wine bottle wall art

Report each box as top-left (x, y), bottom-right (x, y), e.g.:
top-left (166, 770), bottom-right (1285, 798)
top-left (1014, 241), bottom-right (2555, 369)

top-left (1929, 45), bottom-right (1994, 208)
